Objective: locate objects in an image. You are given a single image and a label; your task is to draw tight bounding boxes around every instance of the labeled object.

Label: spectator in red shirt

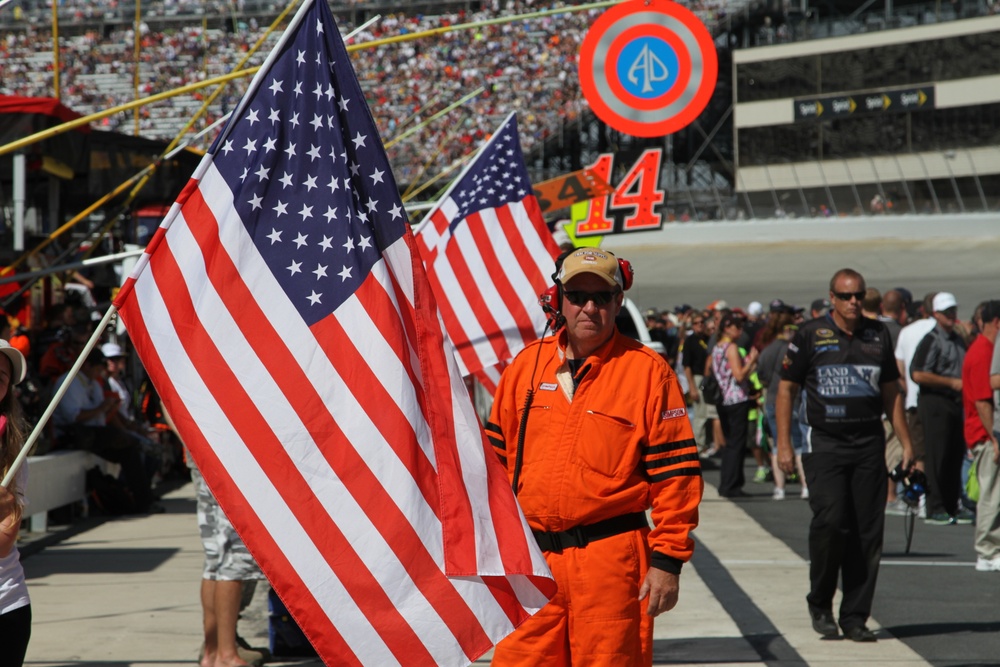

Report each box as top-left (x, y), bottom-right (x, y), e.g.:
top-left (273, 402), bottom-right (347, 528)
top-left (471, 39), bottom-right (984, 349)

top-left (963, 300), bottom-right (1000, 572)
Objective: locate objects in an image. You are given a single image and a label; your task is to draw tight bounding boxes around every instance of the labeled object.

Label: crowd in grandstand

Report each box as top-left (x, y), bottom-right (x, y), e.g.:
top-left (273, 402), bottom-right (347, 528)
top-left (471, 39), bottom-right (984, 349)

top-left (0, 0), bottom-right (741, 186)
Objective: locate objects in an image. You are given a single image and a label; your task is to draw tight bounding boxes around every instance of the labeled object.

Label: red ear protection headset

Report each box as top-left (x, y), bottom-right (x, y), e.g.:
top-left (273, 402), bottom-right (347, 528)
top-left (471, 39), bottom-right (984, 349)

top-left (616, 255), bottom-right (635, 292)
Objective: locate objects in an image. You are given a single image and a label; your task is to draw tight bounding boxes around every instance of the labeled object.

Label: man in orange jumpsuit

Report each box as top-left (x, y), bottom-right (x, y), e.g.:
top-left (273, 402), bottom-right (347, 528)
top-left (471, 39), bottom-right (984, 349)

top-left (487, 248), bottom-right (703, 666)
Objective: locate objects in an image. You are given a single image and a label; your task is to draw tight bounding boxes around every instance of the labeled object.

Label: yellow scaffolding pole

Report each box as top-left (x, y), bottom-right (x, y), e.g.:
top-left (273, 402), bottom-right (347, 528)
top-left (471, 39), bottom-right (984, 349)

top-left (402, 154), bottom-right (473, 204)
top-left (384, 87), bottom-right (484, 150)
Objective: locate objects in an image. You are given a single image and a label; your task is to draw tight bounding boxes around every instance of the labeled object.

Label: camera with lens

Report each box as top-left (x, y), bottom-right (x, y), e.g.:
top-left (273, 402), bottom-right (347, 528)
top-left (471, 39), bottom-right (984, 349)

top-left (889, 463), bottom-right (926, 508)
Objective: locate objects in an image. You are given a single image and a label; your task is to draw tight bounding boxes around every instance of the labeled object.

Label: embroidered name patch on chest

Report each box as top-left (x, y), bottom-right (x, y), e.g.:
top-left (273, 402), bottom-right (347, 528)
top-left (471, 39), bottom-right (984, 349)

top-left (539, 382), bottom-right (558, 391)
top-left (661, 408), bottom-right (687, 420)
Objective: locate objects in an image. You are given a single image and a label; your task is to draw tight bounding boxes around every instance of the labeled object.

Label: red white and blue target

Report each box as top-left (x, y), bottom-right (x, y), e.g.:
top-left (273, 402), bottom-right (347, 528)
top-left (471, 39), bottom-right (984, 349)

top-left (580, 0), bottom-right (718, 137)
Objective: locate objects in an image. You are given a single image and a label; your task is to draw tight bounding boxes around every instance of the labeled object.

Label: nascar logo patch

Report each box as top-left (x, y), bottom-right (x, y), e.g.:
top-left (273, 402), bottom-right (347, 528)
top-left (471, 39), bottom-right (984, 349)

top-left (661, 408), bottom-right (687, 420)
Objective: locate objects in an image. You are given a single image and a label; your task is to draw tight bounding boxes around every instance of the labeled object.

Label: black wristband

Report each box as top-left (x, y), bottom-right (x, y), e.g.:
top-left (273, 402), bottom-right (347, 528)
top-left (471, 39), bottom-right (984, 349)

top-left (650, 551), bottom-right (684, 575)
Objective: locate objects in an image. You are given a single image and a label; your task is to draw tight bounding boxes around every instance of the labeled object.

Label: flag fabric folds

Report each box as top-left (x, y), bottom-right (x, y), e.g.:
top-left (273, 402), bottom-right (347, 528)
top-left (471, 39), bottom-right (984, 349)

top-left (414, 113), bottom-right (560, 393)
top-left (113, 1), bottom-right (554, 664)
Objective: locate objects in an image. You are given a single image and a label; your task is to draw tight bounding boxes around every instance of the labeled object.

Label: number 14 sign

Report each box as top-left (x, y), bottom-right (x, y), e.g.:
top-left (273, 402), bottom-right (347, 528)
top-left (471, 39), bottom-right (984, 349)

top-left (572, 148), bottom-right (666, 237)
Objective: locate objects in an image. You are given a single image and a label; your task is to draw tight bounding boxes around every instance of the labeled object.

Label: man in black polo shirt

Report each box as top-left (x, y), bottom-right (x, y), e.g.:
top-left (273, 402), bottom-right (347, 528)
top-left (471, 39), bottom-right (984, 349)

top-left (776, 268), bottom-right (913, 643)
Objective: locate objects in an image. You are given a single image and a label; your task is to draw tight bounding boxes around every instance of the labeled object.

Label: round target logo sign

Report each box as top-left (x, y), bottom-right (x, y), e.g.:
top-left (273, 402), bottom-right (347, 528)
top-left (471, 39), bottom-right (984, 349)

top-left (579, 0), bottom-right (718, 137)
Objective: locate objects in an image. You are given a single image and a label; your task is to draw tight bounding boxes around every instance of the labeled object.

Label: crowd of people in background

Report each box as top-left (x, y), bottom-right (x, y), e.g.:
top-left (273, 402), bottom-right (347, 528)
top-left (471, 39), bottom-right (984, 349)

top-left (638, 283), bottom-right (1000, 572)
top-left (0, 0), bottom-right (742, 185)
top-left (1, 274), bottom-right (182, 516)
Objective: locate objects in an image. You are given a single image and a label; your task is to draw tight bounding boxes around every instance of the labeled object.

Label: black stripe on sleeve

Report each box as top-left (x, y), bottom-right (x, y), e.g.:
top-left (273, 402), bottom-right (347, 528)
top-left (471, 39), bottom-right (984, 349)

top-left (644, 452), bottom-right (701, 471)
top-left (646, 438), bottom-right (698, 456)
top-left (647, 466), bottom-right (702, 483)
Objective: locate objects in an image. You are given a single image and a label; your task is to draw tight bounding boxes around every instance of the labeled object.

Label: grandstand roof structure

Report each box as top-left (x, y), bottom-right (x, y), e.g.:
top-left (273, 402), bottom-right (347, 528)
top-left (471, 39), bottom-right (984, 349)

top-left (0, 94), bottom-right (202, 258)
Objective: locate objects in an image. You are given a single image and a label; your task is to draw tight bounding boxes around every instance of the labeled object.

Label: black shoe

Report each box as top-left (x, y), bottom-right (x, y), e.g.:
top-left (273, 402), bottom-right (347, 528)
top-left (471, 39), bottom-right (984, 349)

top-left (844, 626), bottom-right (877, 642)
top-left (809, 607), bottom-right (839, 638)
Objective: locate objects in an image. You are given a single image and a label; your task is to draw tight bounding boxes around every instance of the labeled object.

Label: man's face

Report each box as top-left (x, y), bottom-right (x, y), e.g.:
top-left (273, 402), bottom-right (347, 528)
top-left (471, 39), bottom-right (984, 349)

top-left (106, 357), bottom-right (125, 375)
top-left (561, 273), bottom-right (622, 352)
top-left (934, 306), bottom-right (957, 331)
top-left (829, 275), bottom-right (865, 324)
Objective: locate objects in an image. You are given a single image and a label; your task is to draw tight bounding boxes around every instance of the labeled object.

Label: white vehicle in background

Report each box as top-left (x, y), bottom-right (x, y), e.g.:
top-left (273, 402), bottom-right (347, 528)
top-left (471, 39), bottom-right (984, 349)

top-left (617, 298), bottom-right (667, 359)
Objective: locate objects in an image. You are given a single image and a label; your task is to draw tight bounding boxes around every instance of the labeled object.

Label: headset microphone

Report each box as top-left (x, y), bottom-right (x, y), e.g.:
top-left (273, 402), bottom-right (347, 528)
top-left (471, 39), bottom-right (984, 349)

top-left (537, 284), bottom-right (565, 331)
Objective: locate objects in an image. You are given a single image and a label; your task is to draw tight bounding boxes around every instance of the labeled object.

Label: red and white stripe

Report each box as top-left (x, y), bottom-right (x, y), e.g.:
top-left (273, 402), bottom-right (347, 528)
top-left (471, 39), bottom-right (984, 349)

top-left (416, 194), bottom-right (558, 383)
top-left (115, 162), bottom-right (554, 666)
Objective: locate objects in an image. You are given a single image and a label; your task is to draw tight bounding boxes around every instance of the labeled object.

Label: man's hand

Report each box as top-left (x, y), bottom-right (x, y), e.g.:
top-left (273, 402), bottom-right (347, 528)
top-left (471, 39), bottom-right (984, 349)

top-left (638, 568), bottom-right (679, 617)
top-left (992, 436), bottom-right (1000, 465)
top-left (776, 439), bottom-right (795, 475)
top-left (901, 442), bottom-right (915, 472)
top-left (688, 386), bottom-right (700, 403)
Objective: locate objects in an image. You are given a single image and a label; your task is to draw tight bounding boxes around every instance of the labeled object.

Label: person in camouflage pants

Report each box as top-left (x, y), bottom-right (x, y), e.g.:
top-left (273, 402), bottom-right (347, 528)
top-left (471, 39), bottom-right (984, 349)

top-left (191, 463), bottom-right (267, 667)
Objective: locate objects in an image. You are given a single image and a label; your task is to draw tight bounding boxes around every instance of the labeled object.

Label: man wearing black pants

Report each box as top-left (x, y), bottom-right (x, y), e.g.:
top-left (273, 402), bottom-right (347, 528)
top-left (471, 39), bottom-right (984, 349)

top-left (776, 268), bottom-right (913, 643)
top-left (910, 292), bottom-right (971, 525)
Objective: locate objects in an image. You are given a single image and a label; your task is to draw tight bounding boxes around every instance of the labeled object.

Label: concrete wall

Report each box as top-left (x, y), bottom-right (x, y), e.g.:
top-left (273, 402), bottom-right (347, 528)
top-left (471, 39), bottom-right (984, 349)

top-left (600, 212), bottom-right (1000, 248)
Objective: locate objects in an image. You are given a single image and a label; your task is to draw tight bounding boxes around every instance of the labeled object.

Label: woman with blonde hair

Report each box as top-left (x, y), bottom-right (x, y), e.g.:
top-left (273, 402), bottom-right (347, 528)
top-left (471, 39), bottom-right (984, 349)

top-left (0, 339), bottom-right (31, 666)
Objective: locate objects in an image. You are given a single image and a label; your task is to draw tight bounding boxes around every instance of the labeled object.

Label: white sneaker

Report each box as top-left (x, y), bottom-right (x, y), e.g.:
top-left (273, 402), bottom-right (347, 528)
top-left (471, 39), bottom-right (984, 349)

top-left (975, 556), bottom-right (1000, 572)
top-left (800, 487), bottom-right (809, 500)
top-left (772, 487), bottom-right (785, 500)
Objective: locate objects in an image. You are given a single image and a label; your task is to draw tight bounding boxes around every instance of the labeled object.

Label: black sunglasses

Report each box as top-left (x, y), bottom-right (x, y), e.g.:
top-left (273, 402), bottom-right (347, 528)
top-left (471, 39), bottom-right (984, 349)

top-left (564, 289), bottom-right (620, 307)
top-left (832, 291), bottom-right (865, 302)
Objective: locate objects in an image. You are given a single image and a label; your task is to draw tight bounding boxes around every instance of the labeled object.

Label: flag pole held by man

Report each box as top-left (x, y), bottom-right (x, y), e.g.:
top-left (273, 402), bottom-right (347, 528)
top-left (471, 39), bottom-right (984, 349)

top-left (112, 0), bottom-right (555, 664)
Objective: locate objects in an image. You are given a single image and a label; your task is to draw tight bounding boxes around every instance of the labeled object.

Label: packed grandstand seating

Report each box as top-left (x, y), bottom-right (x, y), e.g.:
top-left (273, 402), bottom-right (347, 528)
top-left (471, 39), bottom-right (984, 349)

top-left (0, 0), bottom-right (746, 186)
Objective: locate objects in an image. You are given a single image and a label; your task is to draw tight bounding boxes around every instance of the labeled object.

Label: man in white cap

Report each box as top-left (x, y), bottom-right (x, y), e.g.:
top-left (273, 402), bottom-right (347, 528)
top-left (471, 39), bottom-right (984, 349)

top-left (911, 291), bottom-right (972, 525)
top-left (486, 248), bottom-right (702, 666)
top-left (745, 301), bottom-right (764, 343)
top-left (102, 343), bottom-right (135, 428)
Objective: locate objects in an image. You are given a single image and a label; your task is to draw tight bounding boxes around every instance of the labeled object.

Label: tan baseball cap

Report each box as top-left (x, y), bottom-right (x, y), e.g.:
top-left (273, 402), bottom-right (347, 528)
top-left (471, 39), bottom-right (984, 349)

top-left (556, 248), bottom-right (622, 289)
top-left (0, 339), bottom-right (26, 385)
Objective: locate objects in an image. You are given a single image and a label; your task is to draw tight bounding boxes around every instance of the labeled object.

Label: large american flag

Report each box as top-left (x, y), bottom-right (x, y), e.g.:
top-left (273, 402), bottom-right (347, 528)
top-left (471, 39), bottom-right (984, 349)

top-left (113, 1), bottom-right (554, 664)
top-left (414, 114), bottom-right (560, 393)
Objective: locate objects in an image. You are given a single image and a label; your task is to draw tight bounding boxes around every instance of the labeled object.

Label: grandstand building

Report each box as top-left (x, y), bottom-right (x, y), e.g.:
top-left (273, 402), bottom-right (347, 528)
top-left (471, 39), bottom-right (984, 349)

top-left (3, 0), bottom-right (999, 226)
top-left (733, 12), bottom-right (1000, 217)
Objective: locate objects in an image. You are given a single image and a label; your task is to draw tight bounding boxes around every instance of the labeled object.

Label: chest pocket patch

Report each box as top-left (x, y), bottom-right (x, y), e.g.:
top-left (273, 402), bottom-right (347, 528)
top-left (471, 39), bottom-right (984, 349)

top-left (576, 410), bottom-right (637, 479)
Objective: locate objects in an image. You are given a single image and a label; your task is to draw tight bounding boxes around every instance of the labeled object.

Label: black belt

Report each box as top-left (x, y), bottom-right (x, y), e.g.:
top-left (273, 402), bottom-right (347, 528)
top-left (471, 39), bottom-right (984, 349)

top-left (532, 512), bottom-right (648, 553)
